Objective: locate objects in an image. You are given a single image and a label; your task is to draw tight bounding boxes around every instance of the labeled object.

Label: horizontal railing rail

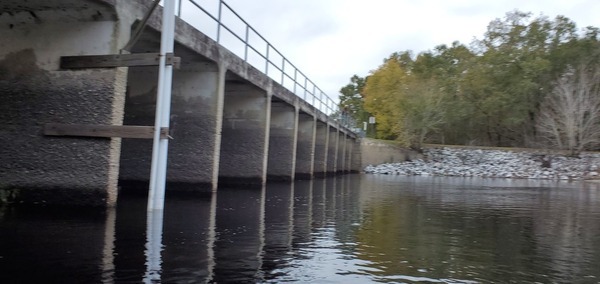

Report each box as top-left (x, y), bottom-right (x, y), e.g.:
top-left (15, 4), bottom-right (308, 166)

top-left (172, 0), bottom-right (354, 129)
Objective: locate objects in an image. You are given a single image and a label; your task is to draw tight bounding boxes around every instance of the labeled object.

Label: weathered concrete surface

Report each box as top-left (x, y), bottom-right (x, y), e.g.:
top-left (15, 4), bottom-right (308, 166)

top-left (294, 113), bottom-right (316, 180)
top-left (360, 138), bottom-right (421, 169)
top-left (336, 133), bottom-right (346, 173)
top-left (117, 64), bottom-right (156, 189)
top-left (326, 127), bottom-right (338, 174)
top-left (118, 27), bottom-right (224, 193)
top-left (344, 138), bottom-right (353, 173)
top-left (0, 0), bottom-right (360, 206)
top-left (219, 77), bottom-right (269, 187)
top-left (267, 101), bottom-right (297, 181)
top-left (0, 1), bottom-right (130, 206)
top-left (313, 122), bottom-right (329, 177)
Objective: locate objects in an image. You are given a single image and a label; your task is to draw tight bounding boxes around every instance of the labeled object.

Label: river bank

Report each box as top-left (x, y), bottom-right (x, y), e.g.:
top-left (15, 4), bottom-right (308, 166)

top-left (364, 146), bottom-right (600, 180)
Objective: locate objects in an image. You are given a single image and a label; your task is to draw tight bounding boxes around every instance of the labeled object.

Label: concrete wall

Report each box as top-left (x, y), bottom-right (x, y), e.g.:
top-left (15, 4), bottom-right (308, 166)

top-left (313, 122), bottom-right (329, 177)
top-left (336, 133), bottom-right (346, 173)
top-left (0, 2), bottom-right (129, 206)
top-left (119, 42), bottom-right (223, 193)
top-left (267, 102), bottom-right (297, 181)
top-left (219, 77), bottom-right (269, 187)
top-left (0, 0), bottom-right (360, 206)
top-left (294, 113), bottom-right (316, 180)
top-left (326, 127), bottom-right (339, 174)
top-left (344, 138), bottom-right (353, 173)
top-left (360, 138), bottom-right (421, 169)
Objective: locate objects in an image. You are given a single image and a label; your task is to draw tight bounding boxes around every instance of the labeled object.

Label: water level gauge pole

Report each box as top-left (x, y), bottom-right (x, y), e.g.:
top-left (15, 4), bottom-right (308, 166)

top-left (148, 0), bottom-right (176, 211)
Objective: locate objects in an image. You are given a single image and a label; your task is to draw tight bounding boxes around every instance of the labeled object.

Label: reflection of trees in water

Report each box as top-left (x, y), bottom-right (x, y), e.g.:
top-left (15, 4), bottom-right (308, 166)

top-left (353, 176), bottom-right (600, 282)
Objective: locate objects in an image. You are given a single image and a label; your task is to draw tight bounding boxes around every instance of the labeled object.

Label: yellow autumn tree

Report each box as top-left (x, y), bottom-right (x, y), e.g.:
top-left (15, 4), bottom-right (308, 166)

top-left (363, 57), bottom-right (410, 140)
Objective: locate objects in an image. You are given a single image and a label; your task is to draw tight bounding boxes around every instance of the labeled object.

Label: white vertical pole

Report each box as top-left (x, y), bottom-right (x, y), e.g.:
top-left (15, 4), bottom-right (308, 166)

top-left (148, 0), bottom-right (176, 211)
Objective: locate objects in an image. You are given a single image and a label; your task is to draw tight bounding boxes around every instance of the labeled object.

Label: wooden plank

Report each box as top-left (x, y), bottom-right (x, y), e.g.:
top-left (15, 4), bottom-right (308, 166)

top-left (60, 53), bottom-right (181, 69)
top-left (44, 123), bottom-right (169, 139)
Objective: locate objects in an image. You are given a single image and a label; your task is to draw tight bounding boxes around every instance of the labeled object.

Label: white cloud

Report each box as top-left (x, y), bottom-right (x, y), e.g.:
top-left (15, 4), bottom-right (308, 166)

top-left (194, 0), bottom-right (600, 102)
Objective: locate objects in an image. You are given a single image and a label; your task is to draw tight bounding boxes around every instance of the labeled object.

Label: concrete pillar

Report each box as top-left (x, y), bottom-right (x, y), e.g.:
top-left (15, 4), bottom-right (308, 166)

top-left (219, 74), bottom-right (270, 187)
top-left (119, 59), bottom-right (223, 192)
top-left (336, 133), bottom-right (346, 173)
top-left (267, 101), bottom-right (297, 181)
top-left (294, 113), bottom-right (316, 180)
top-left (326, 126), bottom-right (339, 175)
top-left (313, 121), bottom-right (329, 178)
top-left (0, 4), bottom-right (128, 206)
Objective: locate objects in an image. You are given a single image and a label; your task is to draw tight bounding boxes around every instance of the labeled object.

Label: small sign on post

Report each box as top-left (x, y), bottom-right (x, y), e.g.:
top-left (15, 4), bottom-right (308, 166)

top-left (369, 116), bottom-right (376, 124)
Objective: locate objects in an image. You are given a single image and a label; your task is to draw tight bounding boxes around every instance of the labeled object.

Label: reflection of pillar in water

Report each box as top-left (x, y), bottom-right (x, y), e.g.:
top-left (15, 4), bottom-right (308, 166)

top-left (325, 177), bottom-right (337, 223)
top-left (206, 193), bottom-right (217, 282)
top-left (114, 196), bottom-right (147, 282)
top-left (262, 182), bottom-right (295, 276)
top-left (101, 207), bottom-right (116, 283)
top-left (161, 194), bottom-right (216, 282)
top-left (144, 210), bottom-right (164, 283)
top-left (312, 178), bottom-right (327, 229)
top-left (293, 179), bottom-right (313, 245)
top-left (212, 187), bottom-right (266, 282)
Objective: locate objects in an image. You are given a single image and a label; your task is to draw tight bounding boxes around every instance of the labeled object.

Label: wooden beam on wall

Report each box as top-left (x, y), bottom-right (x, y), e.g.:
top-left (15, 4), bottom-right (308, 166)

top-left (44, 123), bottom-right (169, 139)
top-left (60, 53), bottom-right (180, 69)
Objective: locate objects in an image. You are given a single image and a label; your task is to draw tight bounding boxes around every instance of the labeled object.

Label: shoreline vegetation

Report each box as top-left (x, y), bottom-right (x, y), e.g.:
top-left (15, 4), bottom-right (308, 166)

top-left (338, 11), bottom-right (600, 157)
top-left (364, 145), bottom-right (600, 181)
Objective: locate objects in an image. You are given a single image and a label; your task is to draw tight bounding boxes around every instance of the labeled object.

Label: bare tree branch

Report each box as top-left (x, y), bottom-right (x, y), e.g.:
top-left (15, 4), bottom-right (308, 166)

top-left (536, 63), bottom-right (600, 156)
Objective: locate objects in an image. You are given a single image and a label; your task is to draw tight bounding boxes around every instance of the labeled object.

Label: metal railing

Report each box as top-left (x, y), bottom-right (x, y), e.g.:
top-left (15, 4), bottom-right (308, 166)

top-left (174, 0), bottom-right (341, 118)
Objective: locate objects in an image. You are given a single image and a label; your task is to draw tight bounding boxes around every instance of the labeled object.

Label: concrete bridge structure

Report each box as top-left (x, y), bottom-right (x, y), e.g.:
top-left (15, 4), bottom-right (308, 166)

top-left (0, 0), bottom-right (360, 207)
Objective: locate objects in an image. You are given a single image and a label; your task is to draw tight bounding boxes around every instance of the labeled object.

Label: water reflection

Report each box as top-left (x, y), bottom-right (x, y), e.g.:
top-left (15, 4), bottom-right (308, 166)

top-left (1, 175), bottom-right (600, 283)
top-left (144, 210), bottom-right (163, 283)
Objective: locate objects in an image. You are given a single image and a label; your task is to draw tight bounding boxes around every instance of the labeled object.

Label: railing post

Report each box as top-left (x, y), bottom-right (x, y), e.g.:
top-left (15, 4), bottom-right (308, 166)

top-left (293, 69), bottom-right (297, 94)
top-left (312, 85), bottom-right (317, 109)
top-left (303, 77), bottom-right (308, 100)
top-left (216, 0), bottom-right (223, 42)
top-left (244, 25), bottom-right (249, 61)
top-left (265, 44), bottom-right (270, 75)
top-left (281, 58), bottom-right (285, 85)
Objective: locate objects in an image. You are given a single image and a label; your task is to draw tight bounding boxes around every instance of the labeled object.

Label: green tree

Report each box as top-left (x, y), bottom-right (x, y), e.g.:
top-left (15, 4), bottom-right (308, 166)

top-left (339, 75), bottom-right (369, 129)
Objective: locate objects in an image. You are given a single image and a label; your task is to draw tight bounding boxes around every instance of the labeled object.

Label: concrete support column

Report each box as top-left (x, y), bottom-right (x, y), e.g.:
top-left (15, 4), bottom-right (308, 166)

top-left (219, 75), bottom-right (270, 187)
top-left (267, 101), bottom-right (297, 181)
top-left (326, 126), bottom-right (339, 175)
top-left (294, 113), bottom-right (316, 180)
top-left (313, 121), bottom-right (329, 178)
top-left (336, 133), bottom-right (347, 173)
top-left (0, 5), bottom-right (127, 206)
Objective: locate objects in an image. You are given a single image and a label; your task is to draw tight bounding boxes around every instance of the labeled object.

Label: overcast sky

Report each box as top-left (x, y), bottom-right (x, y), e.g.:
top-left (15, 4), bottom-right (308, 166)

top-left (182, 0), bottom-right (600, 102)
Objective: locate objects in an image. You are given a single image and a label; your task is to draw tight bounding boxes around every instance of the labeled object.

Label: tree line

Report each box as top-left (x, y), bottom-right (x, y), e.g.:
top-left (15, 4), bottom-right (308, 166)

top-left (339, 11), bottom-right (600, 155)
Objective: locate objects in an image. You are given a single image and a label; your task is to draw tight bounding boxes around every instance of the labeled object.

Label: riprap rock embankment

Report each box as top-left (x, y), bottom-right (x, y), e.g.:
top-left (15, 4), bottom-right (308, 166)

top-left (364, 147), bottom-right (600, 180)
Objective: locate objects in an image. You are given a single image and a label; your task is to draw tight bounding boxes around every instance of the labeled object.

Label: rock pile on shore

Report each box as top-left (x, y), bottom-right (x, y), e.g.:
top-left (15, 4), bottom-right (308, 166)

top-left (364, 147), bottom-right (600, 180)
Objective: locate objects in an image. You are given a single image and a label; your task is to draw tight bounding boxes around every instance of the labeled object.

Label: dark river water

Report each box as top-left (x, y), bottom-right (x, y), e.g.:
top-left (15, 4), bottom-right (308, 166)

top-left (2, 175), bottom-right (600, 283)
